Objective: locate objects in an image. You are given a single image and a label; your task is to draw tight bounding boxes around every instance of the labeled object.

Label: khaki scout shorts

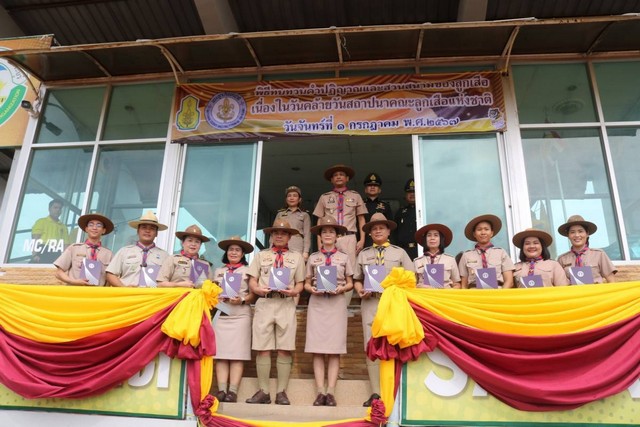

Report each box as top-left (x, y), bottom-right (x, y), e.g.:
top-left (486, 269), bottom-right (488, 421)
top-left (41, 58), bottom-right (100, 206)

top-left (251, 296), bottom-right (297, 351)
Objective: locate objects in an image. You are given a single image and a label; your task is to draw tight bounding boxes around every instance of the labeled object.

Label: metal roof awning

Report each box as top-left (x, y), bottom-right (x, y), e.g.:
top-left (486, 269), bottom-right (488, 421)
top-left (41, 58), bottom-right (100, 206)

top-left (1, 15), bottom-right (640, 85)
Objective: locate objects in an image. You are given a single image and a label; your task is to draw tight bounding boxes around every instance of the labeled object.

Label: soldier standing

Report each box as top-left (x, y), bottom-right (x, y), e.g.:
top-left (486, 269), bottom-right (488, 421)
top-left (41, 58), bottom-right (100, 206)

top-left (362, 172), bottom-right (393, 247)
top-left (394, 178), bottom-right (418, 260)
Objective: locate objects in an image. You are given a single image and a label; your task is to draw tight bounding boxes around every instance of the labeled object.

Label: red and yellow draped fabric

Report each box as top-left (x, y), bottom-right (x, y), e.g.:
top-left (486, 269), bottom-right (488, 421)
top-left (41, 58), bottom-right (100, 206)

top-left (3, 271), bottom-right (637, 426)
top-left (367, 268), bottom-right (640, 415)
top-left (0, 281), bottom-right (378, 427)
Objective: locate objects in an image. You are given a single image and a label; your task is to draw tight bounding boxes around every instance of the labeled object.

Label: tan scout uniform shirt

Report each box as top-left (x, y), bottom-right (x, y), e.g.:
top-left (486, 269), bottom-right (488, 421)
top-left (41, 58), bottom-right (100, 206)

top-left (355, 244), bottom-right (414, 351)
top-left (414, 253), bottom-right (461, 288)
top-left (54, 243), bottom-right (113, 286)
top-left (514, 259), bottom-right (569, 287)
top-left (157, 254), bottom-right (212, 288)
top-left (306, 249), bottom-right (353, 287)
top-left (458, 247), bottom-right (515, 288)
top-left (213, 265), bottom-right (252, 314)
top-left (313, 190), bottom-right (367, 233)
top-left (106, 244), bottom-right (169, 286)
top-left (247, 249), bottom-right (306, 290)
top-left (557, 248), bottom-right (617, 283)
top-left (273, 208), bottom-right (311, 254)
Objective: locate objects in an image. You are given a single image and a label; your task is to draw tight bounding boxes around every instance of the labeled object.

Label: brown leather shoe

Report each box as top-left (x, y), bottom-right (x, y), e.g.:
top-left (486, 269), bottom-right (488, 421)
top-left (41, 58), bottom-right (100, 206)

top-left (223, 390), bottom-right (237, 403)
top-left (245, 389), bottom-right (271, 404)
top-left (362, 393), bottom-right (380, 407)
top-left (214, 390), bottom-right (226, 402)
top-left (325, 393), bottom-right (337, 406)
top-left (312, 393), bottom-right (326, 406)
top-left (275, 391), bottom-right (290, 405)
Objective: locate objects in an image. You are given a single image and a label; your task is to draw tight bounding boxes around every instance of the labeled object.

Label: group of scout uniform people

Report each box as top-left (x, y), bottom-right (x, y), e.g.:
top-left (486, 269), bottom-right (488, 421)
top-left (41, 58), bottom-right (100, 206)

top-left (50, 163), bottom-right (617, 410)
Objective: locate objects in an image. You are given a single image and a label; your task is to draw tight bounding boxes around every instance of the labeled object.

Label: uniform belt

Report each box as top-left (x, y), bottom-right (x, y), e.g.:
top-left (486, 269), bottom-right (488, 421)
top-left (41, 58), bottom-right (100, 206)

top-left (265, 291), bottom-right (289, 299)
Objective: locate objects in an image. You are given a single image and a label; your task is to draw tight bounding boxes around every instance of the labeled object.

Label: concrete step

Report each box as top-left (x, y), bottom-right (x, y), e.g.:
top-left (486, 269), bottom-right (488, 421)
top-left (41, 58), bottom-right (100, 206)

top-left (217, 378), bottom-right (373, 422)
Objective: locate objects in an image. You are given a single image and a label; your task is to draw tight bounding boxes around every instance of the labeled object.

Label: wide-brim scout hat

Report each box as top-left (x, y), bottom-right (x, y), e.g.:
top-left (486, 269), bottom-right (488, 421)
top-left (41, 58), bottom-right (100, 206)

top-left (363, 172), bottom-right (382, 186)
top-left (264, 219), bottom-right (300, 236)
top-left (128, 210), bottom-right (168, 231)
top-left (557, 215), bottom-right (597, 237)
top-left (175, 224), bottom-right (211, 242)
top-left (362, 212), bottom-right (397, 234)
top-left (464, 214), bottom-right (502, 241)
top-left (324, 164), bottom-right (355, 181)
top-left (78, 213), bottom-right (114, 235)
top-left (284, 185), bottom-right (302, 197)
top-left (415, 223), bottom-right (453, 248)
top-left (310, 216), bottom-right (348, 235)
top-left (218, 235), bottom-right (254, 253)
top-left (512, 228), bottom-right (553, 249)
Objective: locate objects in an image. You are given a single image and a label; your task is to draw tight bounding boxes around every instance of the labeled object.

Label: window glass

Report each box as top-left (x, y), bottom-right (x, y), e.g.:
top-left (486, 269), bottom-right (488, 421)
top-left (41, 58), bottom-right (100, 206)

top-left (512, 64), bottom-right (597, 124)
top-left (594, 61), bottom-right (640, 122)
top-left (35, 87), bottom-right (105, 143)
top-left (521, 128), bottom-right (620, 259)
top-left (7, 148), bottom-right (92, 263)
top-left (607, 128), bottom-right (640, 259)
top-left (417, 134), bottom-right (509, 258)
top-left (102, 82), bottom-right (174, 140)
top-left (87, 144), bottom-right (165, 253)
top-left (175, 143), bottom-right (257, 264)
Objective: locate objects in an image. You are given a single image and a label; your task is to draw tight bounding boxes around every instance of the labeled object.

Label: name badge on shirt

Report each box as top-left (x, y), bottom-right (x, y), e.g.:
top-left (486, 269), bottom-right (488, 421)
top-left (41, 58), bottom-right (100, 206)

top-left (269, 267), bottom-right (290, 290)
top-left (519, 274), bottom-right (543, 288)
top-left (139, 265), bottom-right (159, 288)
top-left (190, 260), bottom-right (210, 286)
top-left (423, 263), bottom-right (445, 288)
top-left (569, 266), bottom-right (594, 285)
top-left (316, 265), bottom-right (337, 292)
top-left (364, 265), bottom-right (386, 293)
top-left (220, 272), bottom-right (242, 298)
top-left (80, 259), bottom-right (102, 286)
top-left (476, 267), bottom-right (498, 289)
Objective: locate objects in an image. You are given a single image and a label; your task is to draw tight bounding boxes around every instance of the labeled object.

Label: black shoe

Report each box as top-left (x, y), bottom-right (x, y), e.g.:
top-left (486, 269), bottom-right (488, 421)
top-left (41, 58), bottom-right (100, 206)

top-left (275, 391), bottom-right (290, 405)
top-left (214, 390), bottom-right (226, 402)
top-left (363, 393), bottom-right (380, 407)
top-left (313, 393), bottom-right (326, 406)
top-left (245, 389), bottom-right (271, 404)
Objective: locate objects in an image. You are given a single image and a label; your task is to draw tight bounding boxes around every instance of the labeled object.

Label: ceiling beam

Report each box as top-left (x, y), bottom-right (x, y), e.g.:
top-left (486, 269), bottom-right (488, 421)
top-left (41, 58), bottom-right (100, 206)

top-left (457, 0), bottom-right (488, 22)
top-left (193, 0), bottom-right (238, 34)
top-left (0, 5), bottom-right (24, 38)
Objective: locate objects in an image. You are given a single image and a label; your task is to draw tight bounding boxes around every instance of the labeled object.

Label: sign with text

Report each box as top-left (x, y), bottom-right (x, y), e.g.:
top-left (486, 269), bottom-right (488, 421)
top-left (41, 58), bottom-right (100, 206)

top-left (0, 36), bottom-right (53, 147)
top-left (172, 72), bottom-right (506, 141)
top-left (402, 350), bottom-right (639, 426)
top-left (0, 353), bottom-right (186, 419)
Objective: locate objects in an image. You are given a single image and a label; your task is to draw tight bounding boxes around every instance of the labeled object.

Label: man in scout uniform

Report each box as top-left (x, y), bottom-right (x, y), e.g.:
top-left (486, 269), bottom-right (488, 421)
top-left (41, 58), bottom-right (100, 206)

top-left (157, 225), bottom-right (211, 288)
top-left (394, 178), bottom-right (418, 260)
top-left (363, 172), bottom-right (393, 247)
top-left (313, 164), bottom-right (368, 267)
top-left (245, 219), bottom-right (305, 406)
top-left (106, 211), bottom-right (170, 287)
top-left (353, 213), bottom-right (414, 407)
top-left (54, 213), bottom-right (114, 286)
top-left (31, 199), bottom-right (70, 263)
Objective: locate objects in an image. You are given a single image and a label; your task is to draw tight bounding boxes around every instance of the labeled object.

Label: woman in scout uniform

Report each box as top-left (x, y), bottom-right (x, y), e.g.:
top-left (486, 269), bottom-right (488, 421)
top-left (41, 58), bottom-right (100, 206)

top-left (54, 213), bottom-right (114, 286)
top-left (413, 223), bottom-right (461, 288)
top-left (458, 214), bottom-right (515, 289)
top-left (157, 224), bottom-right (212, 288)
top-left (556, 215), bottom-right (617, 283)
top-left (353, 212), bottom-right (414, 407)
top-left (513, 228), bottom-right (568, 287)
top-left (212, 236), bottom-right (256, 403)
top-left (245, 220), bottom-right (305, 406)
top-left (273, 185), bottom-right (311, 261)
top-left (304, 216), bottom-right (354, 407)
